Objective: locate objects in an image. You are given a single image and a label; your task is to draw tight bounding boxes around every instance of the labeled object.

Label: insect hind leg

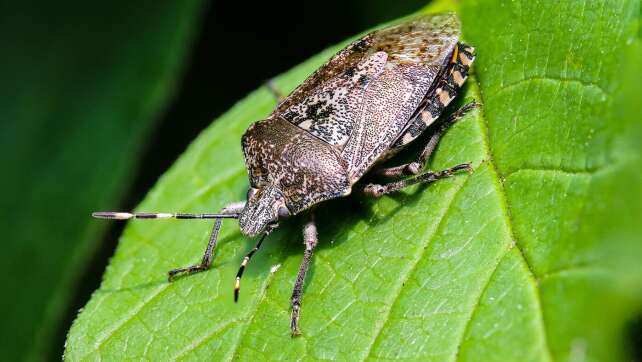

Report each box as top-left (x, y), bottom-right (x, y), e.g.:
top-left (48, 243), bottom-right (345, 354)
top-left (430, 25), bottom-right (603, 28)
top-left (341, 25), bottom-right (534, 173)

top-left (364, 163), bottom-right (472, 198)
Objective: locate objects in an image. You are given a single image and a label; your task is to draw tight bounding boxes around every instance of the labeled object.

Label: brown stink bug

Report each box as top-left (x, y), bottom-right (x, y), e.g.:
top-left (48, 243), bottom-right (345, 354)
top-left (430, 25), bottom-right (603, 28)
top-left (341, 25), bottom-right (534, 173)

top-left (93, 12), bottom-right (477, 336)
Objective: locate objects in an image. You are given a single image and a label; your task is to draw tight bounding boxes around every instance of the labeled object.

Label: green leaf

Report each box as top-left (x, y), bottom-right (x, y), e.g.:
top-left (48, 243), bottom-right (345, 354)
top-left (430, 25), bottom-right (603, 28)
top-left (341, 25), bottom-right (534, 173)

top-left (65, 0), bottom-right (642, 360)
top-left (0, 1), bottom-right (206, 360)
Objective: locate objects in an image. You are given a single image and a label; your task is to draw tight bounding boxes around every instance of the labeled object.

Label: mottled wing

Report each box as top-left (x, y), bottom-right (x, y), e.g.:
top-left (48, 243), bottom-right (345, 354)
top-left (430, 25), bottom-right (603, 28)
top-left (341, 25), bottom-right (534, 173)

top-left (273, 13), bottom-right (461, 182)
top-left (274, 33), bottom-right (376, 118)
top-left (280, 52), bottom-right (387, 147)
top-left (342, 13), bottom-right (461, 181)
top-left (274, 34), bottom-right (386, 148)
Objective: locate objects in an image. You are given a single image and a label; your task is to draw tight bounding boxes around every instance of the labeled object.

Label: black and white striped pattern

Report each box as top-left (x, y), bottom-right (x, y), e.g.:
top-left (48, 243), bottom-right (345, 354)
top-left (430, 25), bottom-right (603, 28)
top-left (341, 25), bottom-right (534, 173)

top-left (92, 212), bottom-right (239, 220)
top-left (391, 42), bottom-right (476, 148)
top-left (234, 233), bottom-right (268, 302)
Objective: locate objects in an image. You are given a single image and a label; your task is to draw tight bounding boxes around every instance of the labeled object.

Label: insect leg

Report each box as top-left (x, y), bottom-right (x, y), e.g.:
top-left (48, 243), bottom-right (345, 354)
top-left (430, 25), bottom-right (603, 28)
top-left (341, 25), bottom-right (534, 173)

top-left (376, 101), bottom-right (477, 178)
top-left (290, 214), bottom-right (318, 337)
top-left (167, 201), bottom-right (246, 281)
top-left (364, 163), bottom-right (472, 198)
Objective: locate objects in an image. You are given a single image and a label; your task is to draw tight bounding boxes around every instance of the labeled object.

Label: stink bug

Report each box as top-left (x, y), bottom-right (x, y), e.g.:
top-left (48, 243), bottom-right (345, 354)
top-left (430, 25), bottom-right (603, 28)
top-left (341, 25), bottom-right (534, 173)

top-left (94, 12), bottom-right (476, 336)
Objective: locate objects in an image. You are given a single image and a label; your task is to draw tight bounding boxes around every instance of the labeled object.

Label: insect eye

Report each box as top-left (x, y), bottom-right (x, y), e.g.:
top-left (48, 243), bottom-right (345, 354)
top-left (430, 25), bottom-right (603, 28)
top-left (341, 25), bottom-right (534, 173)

top-left (277, 205), bottom-right (290, 219)
top-left (246, 188), bottom-right (258, 200)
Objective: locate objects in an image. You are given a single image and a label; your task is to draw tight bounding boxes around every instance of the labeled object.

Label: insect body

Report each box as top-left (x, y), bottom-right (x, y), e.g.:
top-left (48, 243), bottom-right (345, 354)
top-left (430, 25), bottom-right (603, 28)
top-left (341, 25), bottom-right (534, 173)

top-left (94, 13), bottom-right (476, 336)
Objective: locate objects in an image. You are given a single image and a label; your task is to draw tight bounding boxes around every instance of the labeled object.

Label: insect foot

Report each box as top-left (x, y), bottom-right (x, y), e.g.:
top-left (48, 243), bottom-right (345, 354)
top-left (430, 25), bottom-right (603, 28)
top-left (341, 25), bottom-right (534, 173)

top-left (168, 265), bottom-right (208, 282)
top-left (291, 305), bottom-right (302, 337)
top-left (364, 184), bottom-right (386, 198)
top-left (406, 161), bottom-right (423, 175)
top-left (419, 163), bottom-right (473, 182)
top-left (364, 163), bottom-right (473, 198)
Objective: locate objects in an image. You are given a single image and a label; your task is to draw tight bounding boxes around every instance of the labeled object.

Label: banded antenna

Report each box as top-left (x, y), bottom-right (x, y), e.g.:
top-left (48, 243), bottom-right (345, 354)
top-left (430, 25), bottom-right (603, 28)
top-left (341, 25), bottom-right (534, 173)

top-left (92, 212), bottom-right (239, 220)
top-left (93, 209), bottom-right (242, 281)
top-left (234, 232), bottom-right (268, 302)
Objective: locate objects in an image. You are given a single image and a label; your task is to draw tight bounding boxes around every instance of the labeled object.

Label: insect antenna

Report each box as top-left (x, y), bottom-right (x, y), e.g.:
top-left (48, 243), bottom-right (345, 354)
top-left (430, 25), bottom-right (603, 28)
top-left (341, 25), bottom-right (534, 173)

top-left (234, 232), bottom-right (268, 302)
top-left (92, 212), bottom-right (239, 220)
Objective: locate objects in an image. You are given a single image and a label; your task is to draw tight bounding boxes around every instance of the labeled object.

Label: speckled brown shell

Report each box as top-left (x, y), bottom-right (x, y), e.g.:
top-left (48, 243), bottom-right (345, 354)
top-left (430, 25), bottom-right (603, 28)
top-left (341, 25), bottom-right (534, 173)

top-left (242, 13), bottom-right (466, 216)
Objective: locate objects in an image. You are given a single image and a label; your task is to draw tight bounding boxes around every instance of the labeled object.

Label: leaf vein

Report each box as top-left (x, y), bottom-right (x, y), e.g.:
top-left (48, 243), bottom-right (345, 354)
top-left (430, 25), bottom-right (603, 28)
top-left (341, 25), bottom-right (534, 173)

top-left (454, 250), bottom-right (507, 362)
top-left (360, 172), bottom-right (474, 361)
top-left (93, 285), bottom-right (169, 355)
top-left (467, 76), bottom-right (554, 362)
top-left (226, 257), bottom-right (283, 361)
top-left (488, 76), bottom-right (608, 100)
top-left (504, 166), bottom-right (598, 179)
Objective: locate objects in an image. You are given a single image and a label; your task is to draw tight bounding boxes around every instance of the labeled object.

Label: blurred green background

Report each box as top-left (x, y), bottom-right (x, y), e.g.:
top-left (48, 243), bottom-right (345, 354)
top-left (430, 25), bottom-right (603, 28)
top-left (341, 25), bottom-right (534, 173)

top-left (0, 0), bottom-right (427, 360)
top-left (2, 0), bottom-right (641, 361)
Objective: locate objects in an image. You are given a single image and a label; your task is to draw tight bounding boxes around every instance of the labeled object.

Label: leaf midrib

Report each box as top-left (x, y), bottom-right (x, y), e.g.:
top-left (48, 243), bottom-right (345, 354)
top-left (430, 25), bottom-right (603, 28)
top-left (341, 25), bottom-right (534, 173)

top-left (345, 72), bottom-right (554, 361)
top-left (451, 76), bottom-right (553, 362)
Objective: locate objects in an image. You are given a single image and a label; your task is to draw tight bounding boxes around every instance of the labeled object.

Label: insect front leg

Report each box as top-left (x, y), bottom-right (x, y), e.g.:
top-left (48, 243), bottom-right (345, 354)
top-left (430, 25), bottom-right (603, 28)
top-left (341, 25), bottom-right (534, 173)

top-left (376, 101), bottom-right (477, 178)
top-left (290, 214), bottom-right (318, 337)
top-left (364, 163), bottom-right (472, 198)
top-left (168, 201), bottom-right (246, 281)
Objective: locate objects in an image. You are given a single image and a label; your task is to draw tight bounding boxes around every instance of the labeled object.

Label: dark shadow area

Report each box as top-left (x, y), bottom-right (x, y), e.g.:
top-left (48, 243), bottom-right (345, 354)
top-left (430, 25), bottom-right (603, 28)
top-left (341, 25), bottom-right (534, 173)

top-left (627, 313), bottom-right (642, 361)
